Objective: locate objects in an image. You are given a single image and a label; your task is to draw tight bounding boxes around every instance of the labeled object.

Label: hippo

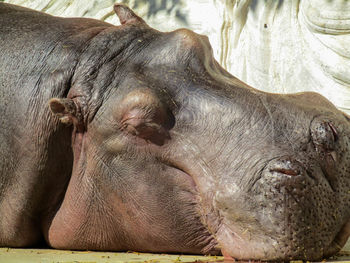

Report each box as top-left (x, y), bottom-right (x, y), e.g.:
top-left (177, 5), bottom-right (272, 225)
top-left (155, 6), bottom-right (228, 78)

top-left (0, 2), bottom-right (350, 261)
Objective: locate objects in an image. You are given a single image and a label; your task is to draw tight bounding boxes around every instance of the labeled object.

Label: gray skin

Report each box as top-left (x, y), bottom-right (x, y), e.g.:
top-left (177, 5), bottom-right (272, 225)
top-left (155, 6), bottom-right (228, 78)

top-left (0, 3), bottom-right (350, 261)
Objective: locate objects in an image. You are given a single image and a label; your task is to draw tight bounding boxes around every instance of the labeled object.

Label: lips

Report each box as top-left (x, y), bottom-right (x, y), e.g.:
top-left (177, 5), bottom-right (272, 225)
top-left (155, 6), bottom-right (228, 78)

top-left (215, 222), bottom-right (280, 260)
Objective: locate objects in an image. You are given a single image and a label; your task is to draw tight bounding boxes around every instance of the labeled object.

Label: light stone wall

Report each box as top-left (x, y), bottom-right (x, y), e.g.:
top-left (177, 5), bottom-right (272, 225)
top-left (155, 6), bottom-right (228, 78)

top-left (220, 0), bottom-right (350, 114)
top-left (5, 0), bottom-right (350, 114)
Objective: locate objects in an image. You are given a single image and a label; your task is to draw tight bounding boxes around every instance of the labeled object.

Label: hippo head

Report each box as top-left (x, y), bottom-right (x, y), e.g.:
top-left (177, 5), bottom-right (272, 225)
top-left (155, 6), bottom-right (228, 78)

top-left (48, 4), bottom-right (350, 261)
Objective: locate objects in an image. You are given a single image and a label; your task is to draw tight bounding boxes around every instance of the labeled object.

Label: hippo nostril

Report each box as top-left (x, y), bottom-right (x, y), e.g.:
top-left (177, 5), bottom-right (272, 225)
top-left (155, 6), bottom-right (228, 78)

top-left (270, 168), bottom-right (299, 176)
top-left (311, 121), bottom-right (338, 151)
top-left (268, 158), bottom-right (302, 176)
top-left (328, 122), bottom-right (338, 142)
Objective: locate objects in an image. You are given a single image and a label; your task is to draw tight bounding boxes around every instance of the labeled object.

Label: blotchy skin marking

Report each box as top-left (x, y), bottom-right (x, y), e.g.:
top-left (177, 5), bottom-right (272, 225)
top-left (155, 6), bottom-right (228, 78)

top-left (0, 2), bottom-right (350, 261)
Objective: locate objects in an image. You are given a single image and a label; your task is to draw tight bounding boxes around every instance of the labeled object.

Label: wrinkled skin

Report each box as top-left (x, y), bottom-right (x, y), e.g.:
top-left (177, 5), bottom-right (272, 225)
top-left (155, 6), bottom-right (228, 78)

top-left (0, 3), bottom-right (350, 261)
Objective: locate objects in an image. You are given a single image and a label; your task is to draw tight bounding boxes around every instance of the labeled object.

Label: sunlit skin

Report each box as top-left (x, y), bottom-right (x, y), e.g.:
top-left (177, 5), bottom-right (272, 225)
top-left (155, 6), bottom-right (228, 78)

top-left (0, 3), bottom-right (350, 261)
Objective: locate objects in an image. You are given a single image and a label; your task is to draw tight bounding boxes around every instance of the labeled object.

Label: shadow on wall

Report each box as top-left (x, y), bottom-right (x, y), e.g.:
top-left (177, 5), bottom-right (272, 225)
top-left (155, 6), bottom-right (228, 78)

top-left (120, 0), bottom-right (188, 24)
top-left (249, 0), bottom-right (284, 12)
top-left (4, 0), bottom-right (188, 28)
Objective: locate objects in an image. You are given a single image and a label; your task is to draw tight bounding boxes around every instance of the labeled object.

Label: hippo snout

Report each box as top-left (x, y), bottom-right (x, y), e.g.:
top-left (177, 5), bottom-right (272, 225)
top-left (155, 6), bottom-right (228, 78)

top-left (212, 110), bottom-right (350, 260)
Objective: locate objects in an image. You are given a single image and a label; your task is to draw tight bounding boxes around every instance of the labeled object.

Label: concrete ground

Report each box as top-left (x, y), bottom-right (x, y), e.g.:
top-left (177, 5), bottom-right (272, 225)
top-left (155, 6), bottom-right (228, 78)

top-left (0, 241), bottom-right (350, 263)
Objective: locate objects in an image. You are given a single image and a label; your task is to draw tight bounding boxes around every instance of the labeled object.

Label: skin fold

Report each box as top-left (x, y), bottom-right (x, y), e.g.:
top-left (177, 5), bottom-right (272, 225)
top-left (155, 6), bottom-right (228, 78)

top-left (0, 3), bottom-right (349, 261)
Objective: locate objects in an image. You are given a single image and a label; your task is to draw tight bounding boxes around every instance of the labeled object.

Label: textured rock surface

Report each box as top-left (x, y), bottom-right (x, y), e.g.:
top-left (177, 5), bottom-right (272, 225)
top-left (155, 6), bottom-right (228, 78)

top-left (5, 0), bottom-right (350, 114)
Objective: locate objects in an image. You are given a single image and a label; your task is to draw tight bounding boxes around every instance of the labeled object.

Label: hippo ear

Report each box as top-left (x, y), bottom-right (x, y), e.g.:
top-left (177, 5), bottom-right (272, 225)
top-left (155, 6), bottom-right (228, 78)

top-left (48, 98), bottom-right (78, 125)
top-left (113, 4), bottom-right (145, 25)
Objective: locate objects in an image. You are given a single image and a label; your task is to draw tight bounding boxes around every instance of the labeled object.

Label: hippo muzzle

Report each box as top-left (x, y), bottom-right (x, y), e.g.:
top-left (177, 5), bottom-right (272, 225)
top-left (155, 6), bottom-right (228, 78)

top-left (213, 111), bottom-right (350, 260)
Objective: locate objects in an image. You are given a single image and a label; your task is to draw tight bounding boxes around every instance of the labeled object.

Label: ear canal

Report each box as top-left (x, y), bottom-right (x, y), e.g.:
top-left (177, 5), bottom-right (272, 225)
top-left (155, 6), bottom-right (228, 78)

top-left (49, 98), bottom-right (76, 115)
top-left (49, 98), bottom-right (77, 125)
top-left (114, 4), bottom-right (145, 25)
